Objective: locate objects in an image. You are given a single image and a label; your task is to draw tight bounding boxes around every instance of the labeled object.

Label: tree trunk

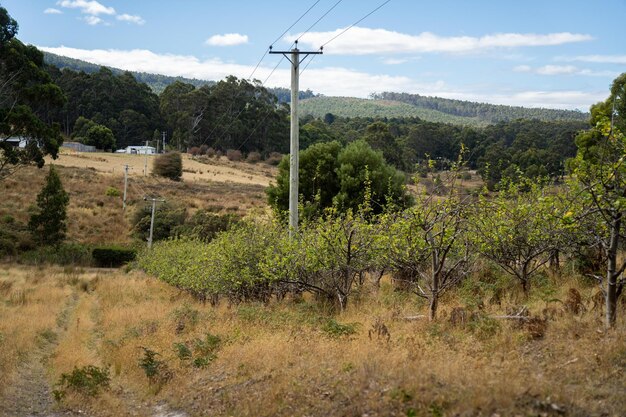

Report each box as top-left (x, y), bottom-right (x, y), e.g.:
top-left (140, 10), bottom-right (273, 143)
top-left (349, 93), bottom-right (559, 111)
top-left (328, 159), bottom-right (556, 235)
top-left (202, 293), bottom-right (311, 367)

top-left (429, 293), bottom-right (438, 321)
top-left (606, 213), bottom-right (621, 328)
top-left (429, 250), bottom-right (440, 321)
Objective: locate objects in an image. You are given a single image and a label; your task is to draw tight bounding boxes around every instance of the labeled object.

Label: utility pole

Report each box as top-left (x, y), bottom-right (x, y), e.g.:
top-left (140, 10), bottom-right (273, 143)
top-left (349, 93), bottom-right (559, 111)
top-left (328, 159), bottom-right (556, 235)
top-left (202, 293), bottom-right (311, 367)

top-left (270, 42), bottom-right (322, 237)
top-left (144, 197), bottom-right (165, 248)
top-left (162, 131), bottom-right (166, 154)
top-left (144, 140), bottom-right (149, 176)
top-left (122, 164), bottom-right (129, 210)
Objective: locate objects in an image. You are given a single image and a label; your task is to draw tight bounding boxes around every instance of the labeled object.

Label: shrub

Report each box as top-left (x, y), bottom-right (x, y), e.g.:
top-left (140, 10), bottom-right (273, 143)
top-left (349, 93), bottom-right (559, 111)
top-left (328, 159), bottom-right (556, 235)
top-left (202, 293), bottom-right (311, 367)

top-left (321, 319), bottom-right (359, 338)
top-left (173, 210), bottom-right (239, 242)
top-left (138, 347), bottom-right (172, 388)
top-left (226, 149), bottom-right (242, 162)
top-left (265, 152), bottom-right (284, 166)
top-left (246, 151), bottom-right (261, 163)
top-left (132, 202), bottom-right (186, 243)
top-left (138, 219), bottom-right (281, 302)
top-left (153, 152), bottom-right (183, 181)
top-left (92, 246), bottom-right (136, 267)
top-left (105, 186), bottom-right (121, 197)
top-left (188, 146), bottom-right (201, 156)
top-left (53, 365), bottom-right (110, 400)
top-left (19, 243), bottom-right (92, 266)
top-left (206, 147), bottom-right (216, 157)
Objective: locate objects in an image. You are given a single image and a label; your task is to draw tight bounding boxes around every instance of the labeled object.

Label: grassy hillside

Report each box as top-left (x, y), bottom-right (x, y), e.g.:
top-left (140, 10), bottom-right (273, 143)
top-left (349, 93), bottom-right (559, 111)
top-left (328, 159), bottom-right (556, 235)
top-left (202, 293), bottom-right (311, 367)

top-left (0, 152), bottom-right (275, 246)
top-left (299, 96), bottom-right (489, 127)
top-left (0, 265), bottom-right (624, 416)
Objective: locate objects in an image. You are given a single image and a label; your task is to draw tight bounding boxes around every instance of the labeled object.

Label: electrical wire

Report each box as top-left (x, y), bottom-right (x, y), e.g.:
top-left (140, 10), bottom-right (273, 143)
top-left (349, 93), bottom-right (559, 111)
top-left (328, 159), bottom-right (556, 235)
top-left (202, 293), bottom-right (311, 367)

top-left (271, 0), bottom-right (322, 47)
top-left (296, 0), bottom-right (343, 43)
top-left (320, 0), bottom-right (392, 49)
top-left (248, 0), bottom-right (322, 81)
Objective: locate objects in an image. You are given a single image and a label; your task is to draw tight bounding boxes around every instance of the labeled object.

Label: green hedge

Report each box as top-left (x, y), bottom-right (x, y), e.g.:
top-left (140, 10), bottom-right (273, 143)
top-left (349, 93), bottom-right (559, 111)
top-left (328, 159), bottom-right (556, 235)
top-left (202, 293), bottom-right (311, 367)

top-left (92, 246), bottom-right (136, 267)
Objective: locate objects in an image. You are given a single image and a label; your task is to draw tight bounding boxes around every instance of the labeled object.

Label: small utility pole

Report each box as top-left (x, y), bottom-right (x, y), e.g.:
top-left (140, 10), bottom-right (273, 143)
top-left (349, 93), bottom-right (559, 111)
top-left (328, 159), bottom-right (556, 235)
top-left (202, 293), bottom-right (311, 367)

top-left (145, 197), bottom-right (165, 248)
top-left (162, 131), bottom-right (166, 153)
top-left (122, 164), bottom-right (129, 210)
top-left (270, 42), bottom-right (322, 237)
top-left (144, 140), bottom-right (149, 176)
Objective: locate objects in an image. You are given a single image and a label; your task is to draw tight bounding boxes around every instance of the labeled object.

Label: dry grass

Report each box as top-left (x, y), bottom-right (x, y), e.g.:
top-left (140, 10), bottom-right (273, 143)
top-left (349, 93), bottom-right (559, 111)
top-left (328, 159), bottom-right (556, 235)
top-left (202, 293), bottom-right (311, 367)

top-left (0, 152), bottom-right (272, 246)
top-left (0, 264), bottom-right (624, 416)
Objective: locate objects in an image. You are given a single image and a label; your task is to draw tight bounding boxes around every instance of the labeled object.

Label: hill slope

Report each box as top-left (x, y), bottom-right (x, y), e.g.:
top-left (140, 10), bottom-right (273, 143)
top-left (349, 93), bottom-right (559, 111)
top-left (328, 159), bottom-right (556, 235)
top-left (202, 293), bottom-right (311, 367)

top-left (299, 96), bottom-right (490, 127)
top-left (44, 51), bottom-right (589, 126)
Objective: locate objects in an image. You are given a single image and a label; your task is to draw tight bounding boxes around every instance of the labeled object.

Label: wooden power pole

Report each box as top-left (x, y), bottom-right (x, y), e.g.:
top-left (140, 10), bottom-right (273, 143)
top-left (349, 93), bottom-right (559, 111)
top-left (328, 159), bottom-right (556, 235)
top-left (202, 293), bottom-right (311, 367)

top-left (270, 42), bottom-right (322, 237)
top-left (144, 197), bottom-right (165, 248)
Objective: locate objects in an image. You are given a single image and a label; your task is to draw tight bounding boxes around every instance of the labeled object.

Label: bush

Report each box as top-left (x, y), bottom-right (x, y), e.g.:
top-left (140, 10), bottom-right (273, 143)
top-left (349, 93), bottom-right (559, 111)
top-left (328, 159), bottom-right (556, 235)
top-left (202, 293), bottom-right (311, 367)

top-left (226, 149), bottom-right (242, 162)
top-left (188, 146), bottom-right (201, 156)
top-left (265, 152), bottom-right (283, 166)
top-left (138, 220), bottom-right (281, 302)
top-left (173, 210), bottom-right (239, 242)
top-left (206, 147), bottom-right (216, 157)
top-left (132, 202), bottom-right (186, 243)
top-left (153, 152), bottom-right (183, 181)
top-left (92, 246), bottom-right (136, 267)
top-left (19, 243), bottom-right (92, 266)
top-left (246, 151), bottom-right (261, 163)
top-left (105, 186), bottom-right (121, 197)
top-left (53, 365), bottom-right (110, 400)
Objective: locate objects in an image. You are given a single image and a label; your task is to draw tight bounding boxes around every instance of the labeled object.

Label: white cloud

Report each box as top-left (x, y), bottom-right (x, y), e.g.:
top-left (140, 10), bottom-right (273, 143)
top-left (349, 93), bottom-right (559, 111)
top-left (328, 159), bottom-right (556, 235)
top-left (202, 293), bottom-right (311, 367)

top-left (57, 0), bottom-right (115, 15)
top-left (514, 64), bottom-right (617, 77)
top-left (381, 58), bottom-right (409, 65)
top-left (116, 14), bottom-right (145, 25)
top-left (83, 15), bottom-right (104, 25)
top-left (287, 27), bottom-right (593, 55)
top-left (205, 33), bottom-right (249, 47)
top-left (558, 55), bottom-right (626, 64)
top-left (38, 45), bottom-right (600, 110)
top-left (44, 8), bottom-right (63, 14)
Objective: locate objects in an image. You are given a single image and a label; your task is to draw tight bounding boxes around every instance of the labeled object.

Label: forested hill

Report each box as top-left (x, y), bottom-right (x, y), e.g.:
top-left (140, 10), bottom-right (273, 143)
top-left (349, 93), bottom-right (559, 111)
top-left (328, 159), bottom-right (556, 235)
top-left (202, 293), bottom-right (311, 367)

top-left (44, 51), bottom-right (589, 126)
top-left (371, 92), bottom-right (589, 124)
top-left (299, 96), bottom-right (491, 127)
top-left (43, 51), bottom-right (313, 101)
top-left (43, 51), bottom-right (214, 94)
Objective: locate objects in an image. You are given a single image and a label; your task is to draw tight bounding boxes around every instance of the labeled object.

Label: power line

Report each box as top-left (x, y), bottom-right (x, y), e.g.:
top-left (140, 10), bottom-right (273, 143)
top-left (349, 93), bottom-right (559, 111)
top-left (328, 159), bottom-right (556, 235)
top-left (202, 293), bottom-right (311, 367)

top-left (270, 0), bottom-right (322, 47)
top-left (297, 0), bottom-right (343, 43)
top-left (320, 0), bottom-right (392, 49)
top-left (248, 0), bottom-right (322, 81)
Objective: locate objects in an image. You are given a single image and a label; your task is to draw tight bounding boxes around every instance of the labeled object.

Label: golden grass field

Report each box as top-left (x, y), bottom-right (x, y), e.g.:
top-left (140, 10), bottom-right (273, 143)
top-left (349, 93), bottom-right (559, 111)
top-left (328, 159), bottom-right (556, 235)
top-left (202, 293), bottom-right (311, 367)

top-left (0, 153), bottom-right (625, 416)
top-left (0, 265), bottom-right (624, 416)
top-left (0, 151), bottom-right (275, 245)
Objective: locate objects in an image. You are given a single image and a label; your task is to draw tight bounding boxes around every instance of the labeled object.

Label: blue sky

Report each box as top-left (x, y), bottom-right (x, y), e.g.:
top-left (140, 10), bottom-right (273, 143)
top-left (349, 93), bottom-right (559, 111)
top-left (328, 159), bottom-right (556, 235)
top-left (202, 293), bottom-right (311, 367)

top-left (3, 0), bottom-right (625, 110)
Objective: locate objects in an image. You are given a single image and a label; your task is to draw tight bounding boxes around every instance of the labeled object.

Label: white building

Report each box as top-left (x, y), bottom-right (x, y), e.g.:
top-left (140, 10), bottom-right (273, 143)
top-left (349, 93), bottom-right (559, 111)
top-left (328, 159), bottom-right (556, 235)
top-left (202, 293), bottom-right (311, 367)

top-left (116, 145), bottom-right (157, 155)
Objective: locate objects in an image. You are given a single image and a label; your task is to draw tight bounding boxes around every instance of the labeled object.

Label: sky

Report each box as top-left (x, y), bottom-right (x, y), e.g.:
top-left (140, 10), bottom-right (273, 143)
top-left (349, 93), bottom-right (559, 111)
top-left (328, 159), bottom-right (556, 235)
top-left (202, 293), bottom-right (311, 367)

top-left (2, 0), bottom-right (625, 110)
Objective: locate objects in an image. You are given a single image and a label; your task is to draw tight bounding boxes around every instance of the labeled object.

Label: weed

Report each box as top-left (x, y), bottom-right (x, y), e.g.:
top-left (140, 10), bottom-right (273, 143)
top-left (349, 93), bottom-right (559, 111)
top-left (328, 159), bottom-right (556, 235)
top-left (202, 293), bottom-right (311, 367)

top-left (321, 318), bottom-right (359, 338)
top-left (36, 328), bottom-right (58, 346)
top-left (193, 333), bottom-right (221, 356)
top-left (104, 187), bottom-right (122, 197)
top-left (468, 314), bottom-right (501, 340)
top-left (139, 347), bottom-right (172, 387)
top-left (54, 365), bottom-right (110, 399)
top-left (171, 303), bottom-right (199, 334)
top-left (173, 342), bottom-right (192, 361)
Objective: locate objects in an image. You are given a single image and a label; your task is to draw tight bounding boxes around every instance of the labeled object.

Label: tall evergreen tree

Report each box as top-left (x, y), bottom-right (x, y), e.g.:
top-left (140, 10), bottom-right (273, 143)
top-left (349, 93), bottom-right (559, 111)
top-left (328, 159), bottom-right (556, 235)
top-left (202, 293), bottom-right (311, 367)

top-left (28, 166), bottom-right (70, 245)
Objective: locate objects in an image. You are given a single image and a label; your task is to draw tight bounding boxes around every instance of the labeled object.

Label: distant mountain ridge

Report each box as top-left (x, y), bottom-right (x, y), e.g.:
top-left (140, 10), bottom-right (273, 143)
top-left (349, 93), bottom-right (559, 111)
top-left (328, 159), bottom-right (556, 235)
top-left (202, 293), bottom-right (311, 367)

top-left (43, 51), bottom-right (590, 126)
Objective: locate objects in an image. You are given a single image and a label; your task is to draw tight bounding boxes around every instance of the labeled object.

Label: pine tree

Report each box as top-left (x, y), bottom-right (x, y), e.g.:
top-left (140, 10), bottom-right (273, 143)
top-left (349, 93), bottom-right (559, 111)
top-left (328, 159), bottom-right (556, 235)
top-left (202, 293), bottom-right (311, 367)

top-left (28, 166), bottom-right (69, 245)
